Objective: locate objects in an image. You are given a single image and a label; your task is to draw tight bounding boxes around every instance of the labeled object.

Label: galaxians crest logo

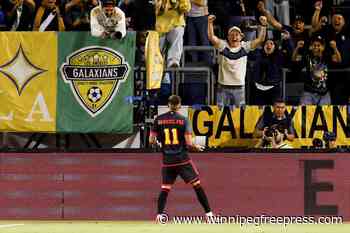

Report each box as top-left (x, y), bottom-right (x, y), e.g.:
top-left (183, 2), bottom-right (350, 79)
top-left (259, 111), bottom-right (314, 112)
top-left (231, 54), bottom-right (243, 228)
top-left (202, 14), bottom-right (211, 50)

top-left (60, 46), bottom-right (129, 117)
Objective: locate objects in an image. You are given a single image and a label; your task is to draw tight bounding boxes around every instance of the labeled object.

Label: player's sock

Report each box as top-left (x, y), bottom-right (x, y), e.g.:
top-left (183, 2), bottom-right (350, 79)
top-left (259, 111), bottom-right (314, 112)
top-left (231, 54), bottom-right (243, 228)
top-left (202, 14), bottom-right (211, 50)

top-left (193, 185), bottom-right (211, 213)
top-left (157, 188), bottom-right (170, 214)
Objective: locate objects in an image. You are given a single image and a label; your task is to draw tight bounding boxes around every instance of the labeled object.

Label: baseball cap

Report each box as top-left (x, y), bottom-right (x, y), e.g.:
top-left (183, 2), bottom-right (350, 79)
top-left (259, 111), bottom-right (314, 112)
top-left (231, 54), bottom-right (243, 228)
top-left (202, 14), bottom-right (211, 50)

top-left (311, 35), bottom-right (325, 44)
top-left (293, 15), bottom-right (305, 22)
top-left (228, 26), bottom-right (243, 35)
top-left (332, 8), bottom-right (344, 16)
top-left (101, 0), bottom-right (115, 7)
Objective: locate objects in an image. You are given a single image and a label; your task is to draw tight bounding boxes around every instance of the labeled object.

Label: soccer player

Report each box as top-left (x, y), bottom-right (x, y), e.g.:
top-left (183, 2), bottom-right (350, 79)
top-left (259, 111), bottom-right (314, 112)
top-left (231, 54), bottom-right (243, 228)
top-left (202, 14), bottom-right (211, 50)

top-left (149, 95), bottom-right (213, 222)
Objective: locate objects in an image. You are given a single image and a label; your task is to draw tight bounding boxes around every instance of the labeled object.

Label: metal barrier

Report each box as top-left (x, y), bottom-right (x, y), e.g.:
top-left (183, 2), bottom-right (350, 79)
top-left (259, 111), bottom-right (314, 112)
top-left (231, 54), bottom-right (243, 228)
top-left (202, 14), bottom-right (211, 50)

top-left (138, 45), bottom-right (350, 106)
top-left (135, 66), bottom-right (215, 105)
top-left (181, 46), bottom-right (218, 66)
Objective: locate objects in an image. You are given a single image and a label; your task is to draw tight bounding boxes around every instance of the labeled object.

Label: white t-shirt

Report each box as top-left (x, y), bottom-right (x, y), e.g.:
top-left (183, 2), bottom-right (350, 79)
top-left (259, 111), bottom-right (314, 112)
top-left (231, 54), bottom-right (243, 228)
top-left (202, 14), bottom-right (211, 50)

top-left (188, 0), bottom-right (208, 17)
top-left (217, 40), bottom-right (252, 86)
top-left (90, 6), bottom-right (126, 38)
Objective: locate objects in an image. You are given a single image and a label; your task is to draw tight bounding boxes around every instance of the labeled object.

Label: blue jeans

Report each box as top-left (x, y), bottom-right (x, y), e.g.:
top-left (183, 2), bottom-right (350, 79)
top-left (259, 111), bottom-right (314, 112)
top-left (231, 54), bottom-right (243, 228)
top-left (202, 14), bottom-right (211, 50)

top-left (300, 91), bottom-right (331, 105)
top-left (160, 27), bottom-right (185, 67)
top-left (185, 16), bottom-right (212, 65)
top-left (216, 85), bottom-right (246, 106)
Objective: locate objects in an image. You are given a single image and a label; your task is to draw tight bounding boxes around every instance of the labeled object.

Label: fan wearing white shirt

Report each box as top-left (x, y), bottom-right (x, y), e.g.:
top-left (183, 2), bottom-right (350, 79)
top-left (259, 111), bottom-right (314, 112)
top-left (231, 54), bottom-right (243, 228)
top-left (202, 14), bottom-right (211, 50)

top-left (90, 0), bottom-right (126, 39)
top-left (208, 14), bottom-right (268, 106)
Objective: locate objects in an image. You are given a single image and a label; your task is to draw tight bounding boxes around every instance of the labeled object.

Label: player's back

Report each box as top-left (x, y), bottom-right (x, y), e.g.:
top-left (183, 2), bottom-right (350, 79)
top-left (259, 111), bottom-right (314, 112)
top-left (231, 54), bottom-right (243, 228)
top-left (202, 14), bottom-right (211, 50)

top-left (153, 111), bottom-right (190, 165)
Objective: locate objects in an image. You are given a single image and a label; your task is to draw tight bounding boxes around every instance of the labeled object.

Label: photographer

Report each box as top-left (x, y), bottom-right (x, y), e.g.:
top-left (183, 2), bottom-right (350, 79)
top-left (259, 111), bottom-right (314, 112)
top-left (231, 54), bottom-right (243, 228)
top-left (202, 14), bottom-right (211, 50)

top-left (253, 98), bottom-right (295, 143)
top-left (90, 0), bottom-right (126, 39)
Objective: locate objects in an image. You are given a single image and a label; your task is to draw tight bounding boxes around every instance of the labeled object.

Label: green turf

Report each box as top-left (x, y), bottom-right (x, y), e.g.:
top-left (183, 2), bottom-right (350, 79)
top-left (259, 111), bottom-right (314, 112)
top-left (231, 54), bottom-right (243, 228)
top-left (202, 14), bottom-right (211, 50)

top-left (0, 221), bottom-right (348, 233)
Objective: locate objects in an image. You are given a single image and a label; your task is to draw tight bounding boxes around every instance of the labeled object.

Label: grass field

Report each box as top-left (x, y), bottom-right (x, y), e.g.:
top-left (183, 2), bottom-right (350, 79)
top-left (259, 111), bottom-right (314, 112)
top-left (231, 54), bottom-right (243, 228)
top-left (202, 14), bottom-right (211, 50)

top-left (0, 221), bottom-right (348, 233)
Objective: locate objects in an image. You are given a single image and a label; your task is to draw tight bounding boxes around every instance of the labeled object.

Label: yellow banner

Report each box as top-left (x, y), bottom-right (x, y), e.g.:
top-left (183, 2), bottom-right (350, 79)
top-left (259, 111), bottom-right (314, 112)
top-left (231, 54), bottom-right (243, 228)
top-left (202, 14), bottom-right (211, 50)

top-left (189, 106), bottom-right (350, 148)
top-left (0, 32), bottom-right (57, 132)
top-left (145, 31), bottom-right (163, 90)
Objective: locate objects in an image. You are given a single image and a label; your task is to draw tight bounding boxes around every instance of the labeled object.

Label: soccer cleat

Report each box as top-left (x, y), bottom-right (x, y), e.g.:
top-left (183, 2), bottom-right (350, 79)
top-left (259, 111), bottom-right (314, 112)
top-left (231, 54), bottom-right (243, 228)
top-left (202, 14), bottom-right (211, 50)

top-left (155, 213), bottom-right (169, 224)
top-left (206, 212), bottom-right (214, 217)
top-left (205, 212), bottom-right (216, 223)
top-left (155, 214), bottom-right (162, 224)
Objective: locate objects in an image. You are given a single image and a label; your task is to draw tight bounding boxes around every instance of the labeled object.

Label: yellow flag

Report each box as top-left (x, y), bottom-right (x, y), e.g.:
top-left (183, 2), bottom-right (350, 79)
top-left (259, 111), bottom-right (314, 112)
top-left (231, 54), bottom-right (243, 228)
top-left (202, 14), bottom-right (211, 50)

top-left (145, 31), bottom-right (164, 90)
top-left (0, 32), bottom-right (57, 132)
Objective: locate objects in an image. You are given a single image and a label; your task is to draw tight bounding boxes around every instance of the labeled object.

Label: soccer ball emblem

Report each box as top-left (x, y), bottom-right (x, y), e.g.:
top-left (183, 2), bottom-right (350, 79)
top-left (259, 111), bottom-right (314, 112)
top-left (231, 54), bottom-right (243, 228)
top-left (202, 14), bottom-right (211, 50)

top-left (87, 87), bottom-right (102, 103)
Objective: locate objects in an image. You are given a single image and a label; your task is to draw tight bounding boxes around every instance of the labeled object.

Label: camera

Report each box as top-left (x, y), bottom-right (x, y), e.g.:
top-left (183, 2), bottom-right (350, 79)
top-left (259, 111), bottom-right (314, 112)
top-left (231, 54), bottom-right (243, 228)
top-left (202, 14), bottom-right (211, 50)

top-left (323, 132), bottom-right (336, 149)
top-left (264, 126), bottom-right (277, 138)
top-left (323, 132), bottom-right (336, 142)
top-left (259, 124), bottom-right (286, 148)
top-left (264, 124), bottom-right (285, 138)
top-left (110, 31), bottom-right (122, 39)
top-left (311, 132), bottom-right (336, 149)
top-left (312, 138), bottom-right (324, 149)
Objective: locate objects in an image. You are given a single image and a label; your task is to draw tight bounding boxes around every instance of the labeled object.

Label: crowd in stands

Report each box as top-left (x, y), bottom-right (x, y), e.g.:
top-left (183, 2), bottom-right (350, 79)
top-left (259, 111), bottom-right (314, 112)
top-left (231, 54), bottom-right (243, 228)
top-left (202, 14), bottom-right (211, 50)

top-left (1, 0), bottom-right (350, 106)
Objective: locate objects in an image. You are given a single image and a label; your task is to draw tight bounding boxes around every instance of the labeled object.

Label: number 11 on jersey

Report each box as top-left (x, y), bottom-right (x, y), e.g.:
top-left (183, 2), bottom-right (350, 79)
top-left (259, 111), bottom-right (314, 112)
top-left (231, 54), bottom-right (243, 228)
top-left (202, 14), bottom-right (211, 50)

top-left (164, 128), bottom-right (179, 145)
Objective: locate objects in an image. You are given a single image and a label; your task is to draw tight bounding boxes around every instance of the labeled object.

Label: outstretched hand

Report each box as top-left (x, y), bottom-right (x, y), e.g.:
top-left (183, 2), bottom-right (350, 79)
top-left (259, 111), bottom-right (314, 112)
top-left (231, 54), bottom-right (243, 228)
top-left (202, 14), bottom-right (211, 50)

top-left (296, 40), bottom-right (305, 49)
top-left (259, 16), bottom-right (268, 26)
top-left (315, 1), bottom-right (323, 10)
top-left (329, 40), bottom-right (337, 50)
top-left (208, 15), bottom-right (216, 24)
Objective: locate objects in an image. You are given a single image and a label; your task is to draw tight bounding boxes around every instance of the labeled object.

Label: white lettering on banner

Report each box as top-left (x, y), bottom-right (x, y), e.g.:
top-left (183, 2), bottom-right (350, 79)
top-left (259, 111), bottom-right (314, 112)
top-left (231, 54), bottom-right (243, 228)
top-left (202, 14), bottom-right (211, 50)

top-left (24, 92), bottom-right (53, 122)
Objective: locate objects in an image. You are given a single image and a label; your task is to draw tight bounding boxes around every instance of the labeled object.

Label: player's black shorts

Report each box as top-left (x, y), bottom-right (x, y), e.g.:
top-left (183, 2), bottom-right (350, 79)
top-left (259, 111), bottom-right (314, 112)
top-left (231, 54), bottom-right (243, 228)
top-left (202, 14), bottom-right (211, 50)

top-left (162, 161), bottom-right (199, 185)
